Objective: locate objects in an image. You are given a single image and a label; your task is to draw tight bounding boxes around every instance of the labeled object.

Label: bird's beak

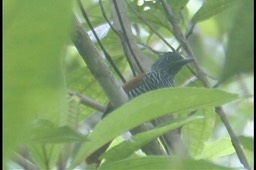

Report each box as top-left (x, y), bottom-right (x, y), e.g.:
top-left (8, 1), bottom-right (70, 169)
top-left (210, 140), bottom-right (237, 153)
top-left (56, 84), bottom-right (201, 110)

top-left (179, 58), bottom-right (194, 65)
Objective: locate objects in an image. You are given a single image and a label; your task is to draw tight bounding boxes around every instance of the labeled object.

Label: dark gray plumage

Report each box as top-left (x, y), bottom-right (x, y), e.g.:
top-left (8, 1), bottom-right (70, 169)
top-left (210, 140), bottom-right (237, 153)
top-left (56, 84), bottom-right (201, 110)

top-left (126, 52), bottom-right (193, 98)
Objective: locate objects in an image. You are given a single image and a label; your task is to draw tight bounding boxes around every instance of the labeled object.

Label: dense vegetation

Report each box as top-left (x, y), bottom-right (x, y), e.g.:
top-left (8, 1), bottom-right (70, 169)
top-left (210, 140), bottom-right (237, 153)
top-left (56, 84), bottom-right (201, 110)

top-left (4, 0), bottom-right (253, 169)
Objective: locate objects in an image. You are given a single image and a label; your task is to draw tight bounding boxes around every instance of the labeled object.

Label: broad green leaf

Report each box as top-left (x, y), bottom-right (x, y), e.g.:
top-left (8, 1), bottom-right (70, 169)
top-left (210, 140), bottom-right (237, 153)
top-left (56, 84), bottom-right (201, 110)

top-left (243, 149), bottom-right (254, 168)
top-left (28, 119), bottom-right (87, 144)
top-left (28, 144), bottom-right (63, 170)
top-left (240, 137), bottom-right (254, 169)
top-left (221, 0), bottom-right (253, 82)
top-left (3, 0), bottom-right (72, 165)
top-left (102, 115), bottom-right (203, 162)
top-left (182, 108), bottom-right (216, 158)
top-left (168, 0), bottom-right (189, 13)
top-left (70, 87), bottom-right (238, 167)
top-left (99, 156), bottom-right (233, 170)
top-left (214, 3), bottom-right (241, 36)
top-left (192, 0), bottom-right (243, 23)
top-left (239, 136), bottom-right (253, 152)
top-left (197, 138), bottom-right (235, 160)
top-left (27, 120), bottom-right (86, 169)
top-left (66, 95), bottom-right (81, 130)
top-left (127, 1), bottom-right (171, 30)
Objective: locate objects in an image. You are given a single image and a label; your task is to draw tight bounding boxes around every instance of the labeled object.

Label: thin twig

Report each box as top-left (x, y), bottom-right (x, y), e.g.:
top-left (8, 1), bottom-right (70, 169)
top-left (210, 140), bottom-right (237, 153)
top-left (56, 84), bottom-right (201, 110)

top-left (181, 76), bottom-right (198, 87)
top-left (160, 0), bottom-right (209, 87)
top-left (160, 0), bottom-right (251, 169)
top-left (216, 107), bottom-right (251, 170)
top-left (177, 23), bottom-right (195, 52)
top-left (112, 0), bottom-right (144, 74)
top-left (101, 4), bottom-right (194, 84)
top-left (14, 152), bottom-right (39, 170)
top-left (99, 0), bottom-right (118, 35)
top-left (77, 0), bottom-right (126, 83)
top-left (68, 92), bottom-right (106, 112)
top-left (185, 23), bottom-right (196, 39)
top-left (137, 42), bottom-right (161, 55)
top-left (126, 0), bottom-right (176, 52)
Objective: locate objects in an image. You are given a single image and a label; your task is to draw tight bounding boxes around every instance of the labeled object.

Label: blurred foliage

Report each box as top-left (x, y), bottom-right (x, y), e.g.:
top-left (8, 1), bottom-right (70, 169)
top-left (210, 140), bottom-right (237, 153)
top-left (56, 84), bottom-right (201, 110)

top-left (4, 0), bottom-right (253, 169)
top-left (71, 88), bottom-right (238, 168)
top-left (4, 0), bottom-right (72, 169)
top-left (99, 156), bottom-right (233, 170)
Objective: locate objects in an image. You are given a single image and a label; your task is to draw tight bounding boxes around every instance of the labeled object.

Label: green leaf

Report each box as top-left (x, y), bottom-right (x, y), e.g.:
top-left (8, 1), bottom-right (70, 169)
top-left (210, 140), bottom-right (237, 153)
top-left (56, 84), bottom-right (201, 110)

top-left (168, 0), bottom-right (189, 13)
top-left (182, 108), bottom-right (216, 158)
top-left (99, 156), bottom-right (233, 170)
top-left (66, 95), bottom-right (81, 130)
top-left (28, 144), bottom-right (62, 169)
top-left (221, 0), bottom-right (253, 82)
top-left (102, 115), bottom-right (203, 162)
top-left (27, 120), bottom-right (86, 169)
top-left (3, 0), bottom-right (72, 164)
top-left (192, 0), bottom-right (243, 23)
top-left (239, 136), bottom-right (253, 152)
top-left (28, 119), bottom-right (87, 144)
top-left (127, 1), bottom-right (170, 30)
top-left (70, 87), bottom-right (238, 168)
top-left (239, 136), bottom-right (254, 168)
top-left (197, 138), bottom-right (235, 160)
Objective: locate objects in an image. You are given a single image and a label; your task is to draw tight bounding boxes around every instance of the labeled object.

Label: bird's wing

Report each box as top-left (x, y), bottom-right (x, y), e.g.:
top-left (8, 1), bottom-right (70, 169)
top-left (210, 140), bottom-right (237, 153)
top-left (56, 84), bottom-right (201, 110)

top-left (123, 73), bottom-right (146, 93)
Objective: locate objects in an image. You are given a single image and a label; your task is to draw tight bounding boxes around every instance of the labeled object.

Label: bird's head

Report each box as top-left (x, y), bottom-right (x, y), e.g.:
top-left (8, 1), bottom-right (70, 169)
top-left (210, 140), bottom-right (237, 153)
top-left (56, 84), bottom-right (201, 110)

top-left (151, 52), bottom-right (193, 78)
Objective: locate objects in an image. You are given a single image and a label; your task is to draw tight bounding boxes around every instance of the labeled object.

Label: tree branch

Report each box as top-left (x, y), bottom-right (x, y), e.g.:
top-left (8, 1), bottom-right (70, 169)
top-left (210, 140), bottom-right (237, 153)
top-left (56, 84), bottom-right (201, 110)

top-left (126, 0), bottom-right (176, 52)
top-left (110, 0), bottom-right (152, 73)
top-left (72, 17), bottom-right (128, 108)
top-left (160, 0), bottom-right (209, 87)
top-left (110, 0), bottom-right (167, 156)
top-left (77, 0), bottom-right (126, 83)
top-left (68, 92), bottom-right (106, 112)
top-left (112, 0), bottom-right (144, 73)
top-left (160, 0), bottom-right (251, 169)
top-left (216, 107), bottom-right (251, 170)
top-left (72, 16), bottom-right (165, 162)
top-left (99, 0), bottom-right (118, 35)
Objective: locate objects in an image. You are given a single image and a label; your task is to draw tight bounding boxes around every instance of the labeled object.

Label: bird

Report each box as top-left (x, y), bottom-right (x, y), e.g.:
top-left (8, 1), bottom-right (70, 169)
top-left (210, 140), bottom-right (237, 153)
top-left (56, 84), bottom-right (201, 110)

top-left (124, 52), bottom-right (193, 99)
top-left (104, 51), bottom-right (193, 116)
top-left (86, 51), bottom-right (193, 165)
